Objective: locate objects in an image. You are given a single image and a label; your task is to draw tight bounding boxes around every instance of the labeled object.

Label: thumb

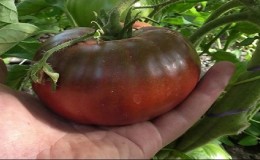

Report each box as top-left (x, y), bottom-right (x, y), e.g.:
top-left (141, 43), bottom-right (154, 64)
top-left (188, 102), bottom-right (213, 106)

top-left (0, 59), bottom-right (7, 83)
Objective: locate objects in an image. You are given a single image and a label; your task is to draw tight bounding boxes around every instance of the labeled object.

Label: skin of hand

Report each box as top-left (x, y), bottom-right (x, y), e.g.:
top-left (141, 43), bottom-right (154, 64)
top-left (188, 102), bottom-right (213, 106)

top-left (0, 61), bottom-right (235, 159)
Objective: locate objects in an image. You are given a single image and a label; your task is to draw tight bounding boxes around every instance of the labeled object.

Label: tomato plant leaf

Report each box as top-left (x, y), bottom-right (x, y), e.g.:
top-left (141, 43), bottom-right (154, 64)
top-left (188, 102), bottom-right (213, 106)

top-left (163, 17), bottom-right (192, 26)
top-left (45, 0), bottom-right (66, 11)
top-left (245, 113), bottom-right (260, 137)
top-left (164, 0), bottom-right (204, 13)
top-left (154, 148), bottom-right (192, 159)
top-left (220, 136), bottom-right (235, 147)
top-left (42, 63), bottom-right (59, 85)
top-left (16, 0), bottom-right (49, 16)
top-left (186, 141), bottom-right (232, 159)
top-left (238, 135), bottom-right (258, 146)
top-left (234, 22), bottom-right (260, 35)
top-left (2, 40), bottom-right (41, 60)
top-left (238, 37), bottom-right (258, 46)
top-left (0, 23), bottom-right (39, 55)
top-left (204, 0), bottom-right (226, 12)
top-left (210, 51), bottom-right (240, 63)
top-left (5, 64), bottom-right (30, 90)
top-left (245, 125), bottom-right (260, 137)
top-left (0, 0), bottom-right (18, 26)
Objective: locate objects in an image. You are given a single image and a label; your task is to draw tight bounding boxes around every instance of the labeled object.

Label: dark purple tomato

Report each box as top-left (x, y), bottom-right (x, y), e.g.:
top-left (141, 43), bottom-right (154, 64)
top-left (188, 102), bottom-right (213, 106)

top-left (32, 26), bottom-right (201, 126)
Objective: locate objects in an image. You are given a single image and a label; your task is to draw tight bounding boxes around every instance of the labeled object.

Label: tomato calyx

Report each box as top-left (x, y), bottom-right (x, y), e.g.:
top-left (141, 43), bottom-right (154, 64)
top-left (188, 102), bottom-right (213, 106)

top-left (92, 7), bottom-right (142, 41)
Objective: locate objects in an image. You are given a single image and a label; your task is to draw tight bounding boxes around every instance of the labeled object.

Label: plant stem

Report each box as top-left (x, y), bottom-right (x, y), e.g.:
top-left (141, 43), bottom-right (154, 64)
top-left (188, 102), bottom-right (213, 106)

top-left (116, 0), bottom-right (140, 15)
top-left (247, 40), bottom-right (260, 71)
top-left (64, 8), bottom-right (78, 27)
top-left (29, 31), bottom-right (95, 84)
top-left (99, 0), bottom-right (140, 40)
top-left (42, 32), bottom-right (95, 63)
top-left (238, 0), bottom-right (260, 9)
top-left (189, 11), bottom-right (255, 45)
top-left (141, 0), bottom-right (181, 21)
top-left (205, 0), bottom-right (243, 23)
top-left (202, 24), bottom-right (231, 53)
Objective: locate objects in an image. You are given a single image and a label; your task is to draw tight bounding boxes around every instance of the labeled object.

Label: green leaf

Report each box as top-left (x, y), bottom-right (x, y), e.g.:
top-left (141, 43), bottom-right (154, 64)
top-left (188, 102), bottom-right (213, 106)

top-left (186, 141), bottom-right (232, 159)
top-left (154, 148), bottom-right (192, 159)
top-left (238, 37), bottom-right (258, 46)
top-left (183, 8), bottom-right (209, 26)
top-left (0, 0), bottom-right (18, 26)
top-left (0, 23), bottom-right (39, 55)
top-left (245, 125), bottom-right (260, 137)
top-left (251, 112), bottom-right (260, 122)
top-left (42, 63), bottom-right (59, 84)
top-left (234, 22), bottom-right (260, 35)
top-left (45, 0), bottom-right (66, 11)
top-left (204, 0), bottom-right (226, 11)
top-left (6, 64), bottom-right (30, 90)
top-left (2, 40), bottom-right (41, 60)
top-left (238, 135), bottom-right (258, 146)
top-left (163, 17), bottom-right (192, 26)
top-left (223, 28), bottom-right (241, 50)
top-left (165, 1), bottom-right (197, 13)
top-left (245, 113), bottom-right (260, 137)
top-left (17, 0), bottom-right (49, 16)
top-left (220, 136), bottom-right (235, 146)
top-left (210, 51), bottom-right (240, 63)
top-left (227, 62), bottom-right (247, 86)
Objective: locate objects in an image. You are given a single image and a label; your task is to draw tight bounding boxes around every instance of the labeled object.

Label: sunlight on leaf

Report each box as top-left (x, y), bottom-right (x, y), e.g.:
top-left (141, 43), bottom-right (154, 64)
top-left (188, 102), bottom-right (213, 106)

top-left (0, 23), bottom-right (39, 55)
top-left (0, 0), bottom-right (18, 26)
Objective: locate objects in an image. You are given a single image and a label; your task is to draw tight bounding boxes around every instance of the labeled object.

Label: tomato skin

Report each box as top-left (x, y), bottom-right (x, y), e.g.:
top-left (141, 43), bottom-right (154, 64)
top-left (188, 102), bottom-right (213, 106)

top-left (33, 27), bottom-right (201, 125)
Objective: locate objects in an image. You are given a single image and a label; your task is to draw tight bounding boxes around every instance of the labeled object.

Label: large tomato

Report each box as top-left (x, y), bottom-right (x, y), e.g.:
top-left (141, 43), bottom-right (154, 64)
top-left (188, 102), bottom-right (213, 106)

top-left (66, 0), bottom-right (151, 27)
top-left (32, 26), bottom-right (201, 125)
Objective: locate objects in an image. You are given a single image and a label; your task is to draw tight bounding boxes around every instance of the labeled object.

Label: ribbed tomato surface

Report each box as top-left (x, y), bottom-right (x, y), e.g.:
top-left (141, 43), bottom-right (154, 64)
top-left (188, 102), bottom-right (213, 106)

top-left (33, 27), bottom-right (200, 125)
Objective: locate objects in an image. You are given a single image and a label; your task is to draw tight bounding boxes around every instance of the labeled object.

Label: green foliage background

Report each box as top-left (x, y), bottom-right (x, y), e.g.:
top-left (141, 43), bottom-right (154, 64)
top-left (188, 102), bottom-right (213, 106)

top-left (0, 0), bottom-right (259, 159)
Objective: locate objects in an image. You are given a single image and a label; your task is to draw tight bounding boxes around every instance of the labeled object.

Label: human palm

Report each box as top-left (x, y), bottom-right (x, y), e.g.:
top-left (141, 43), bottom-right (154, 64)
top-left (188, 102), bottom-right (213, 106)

top-left (0, 61), bottom-right (234, 159)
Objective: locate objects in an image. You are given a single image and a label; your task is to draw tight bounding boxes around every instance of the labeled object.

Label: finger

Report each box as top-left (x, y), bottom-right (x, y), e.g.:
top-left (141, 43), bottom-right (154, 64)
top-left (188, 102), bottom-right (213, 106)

top-left (0, 59), bottom-right (7, 83)
top-left (153, 61), bottom-right (235, 146)
top-left (133, 21), bottom-right (152, 29)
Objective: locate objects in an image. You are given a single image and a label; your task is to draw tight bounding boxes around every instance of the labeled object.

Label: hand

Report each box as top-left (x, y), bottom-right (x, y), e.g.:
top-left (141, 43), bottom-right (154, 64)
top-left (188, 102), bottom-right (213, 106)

top-left (0, 61), bottom-right (235, 159)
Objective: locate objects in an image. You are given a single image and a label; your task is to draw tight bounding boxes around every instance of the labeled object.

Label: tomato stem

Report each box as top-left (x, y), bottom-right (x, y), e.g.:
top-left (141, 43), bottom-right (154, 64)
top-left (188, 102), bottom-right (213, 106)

top-left (26, 31), bottom-right (96, 86)
top-left (247, 40), bottom-right (260, 71)
top-left (102, 9), bottom-right (123, 39)
top-left (90, 0), bottom-right (141, 40)
top-left (41, 32), bottom-right (95, 63)
top-left (63, 7), bottom-right (78, 27)
top-left (134, 0), bottom-right (181, 22)
top-left (204, 0), bottom-right (244, 23)
top-left (189, 11), bottom-right (260, 46)
top-left (201, 24), bottom-right (231, 54)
